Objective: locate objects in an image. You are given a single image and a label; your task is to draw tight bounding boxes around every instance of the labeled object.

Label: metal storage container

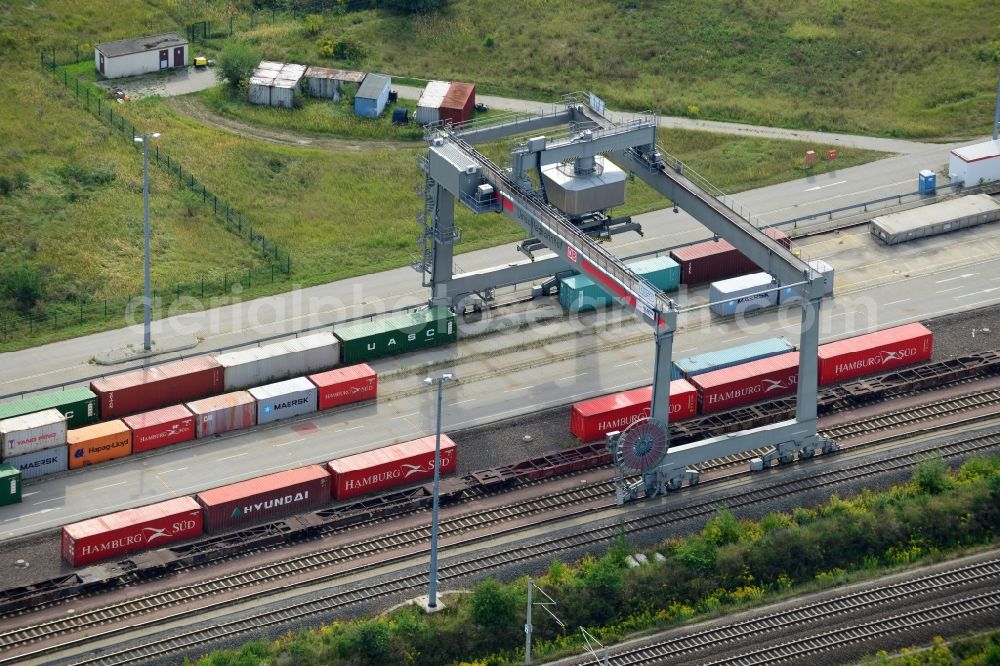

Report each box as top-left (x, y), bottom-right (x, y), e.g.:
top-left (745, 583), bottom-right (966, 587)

top-left (671, 337), bottom-right (795, 380)
top-left (186, 391), bottom-right (257, 438)
top-left (122, 405), bottom-right (195, 454)
top-left (249, 377), bottom-right (317, 425)
top-left (670, 228), bottom-right (790, 284)
top-left (1, 409), bottom-right (68, 460)
top-left (328, 435), bottom-right (457, 501)
top-left (627, 256), bottom-right (681, 292)
top-left (869, 194), bottom-right (1000, 245)
top-left (780, 259), bottom-right (834, 304)
top-left (195, 465), bottom-right (331, 534)
top-left (334, 308), bottom-right (456, 364)
top-left (692, 352), bottom-right (800, 414)
top-left (0, 465), bottom-right (21, 506)
top-left (309, 364), bottom-right (378, 411)
top-left (569, 380), bottom-right (698, 443)
top-left (90, 356), bottom-right (223, 419)
top-left (5, 445), bottom-right (68, 480)
top-left (558, 274), bottom-right (614, 312)
top-left (415, 80), bottom-right (450, 125)
top-left (61, 496), bottom-right (203, 567)
top-left (439, 81), bottom-right (475, 125)
top-left (0, 387), bottom-right (98, 429)
top-left (709, 272), bottom-right (779, 317)
top-left (355, 73), bottom-right (391, 118)
top-left (68, 420), bottom-right (133, 469)
top-left (215, 332), bottom-right (340, 391)
top-left (818, 323), bottom-right (933, 385)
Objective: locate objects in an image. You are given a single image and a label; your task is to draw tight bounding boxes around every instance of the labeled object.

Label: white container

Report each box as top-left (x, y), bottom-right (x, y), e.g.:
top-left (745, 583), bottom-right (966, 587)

top-left (709, 273), bottom-right (778, 317)
top-left (249, 377), bottom-right (318, 425)
top-left (5, 445), bottom-right (68, 480)
top-left (0, 409), bottom-right (68, 459)
top-left (215, 332), bottom-right (340, 391)
top-left (415, 80), bottom-right (450, 125)
top-left (780, 259), bottom-right (835, 304)
top-left (949, 140), bottom-right (1000, 186)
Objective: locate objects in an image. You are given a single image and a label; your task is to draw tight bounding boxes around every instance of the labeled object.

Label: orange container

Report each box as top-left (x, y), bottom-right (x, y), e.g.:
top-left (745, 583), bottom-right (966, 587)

top-left (67, 420), bottom-right (133, 469)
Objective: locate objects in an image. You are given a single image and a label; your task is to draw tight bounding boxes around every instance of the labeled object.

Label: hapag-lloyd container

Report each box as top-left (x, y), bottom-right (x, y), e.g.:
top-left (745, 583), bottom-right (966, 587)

top-left (328, 435), bottom-right (458, 501)
top-left (570, 380), bottom-right (698, 443)
top-left (671, 337), bottom-right (795, 381)
top-left (692, 352), bottom-right (800, 414)
top-left (61, 496), bottom-right (204, 567)
top-left (249, 377), bottom-right (317, 425)
top-left (709, 272), bottom-right (779, 316)
top-left (0, 409), bottom-right (68, 459)
top-left (0, 387), bottom-right (99, 429)
top-left (185, 391), bottom-right (257, 438)
top-left (214, 333), bottom-right (340, 391)
top-left (309, 364), bottom-right (378, 411)
top-left (90, 356), bottom-right (223, 419)
top-left (123, 405), bottom-right (195, 454)
top-left (68, 420), bottom-right (132, 469)
top-left (195, 465), bottom-right (331, 534)
top-left (818, 323), bottom-right (933, 385)
top-left (0, 465), bottom-right (21, 507)
top-left (670, 228), bottom-right (791, 285)
top-left (4, 445), bottom-right (68, 480)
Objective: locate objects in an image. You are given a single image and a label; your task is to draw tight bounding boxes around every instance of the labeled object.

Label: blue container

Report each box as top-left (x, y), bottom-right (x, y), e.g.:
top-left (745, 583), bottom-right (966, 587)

top-left (355, 73), bottom-right (391, 118)
top-left (671, 337), bottom-right (796, 380)
top-left (918, 169), bottom-right (936, 195)
top-left (558, 274), bottom-right (614, 312)
top-left (627, 256), bottom-right (681, 292)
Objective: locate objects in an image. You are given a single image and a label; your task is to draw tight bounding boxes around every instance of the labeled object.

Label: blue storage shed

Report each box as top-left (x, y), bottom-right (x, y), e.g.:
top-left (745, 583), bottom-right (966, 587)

top-left (671, 337), bottom-right (796, 380)
top-left (355, 73), bottom-right (391, 118)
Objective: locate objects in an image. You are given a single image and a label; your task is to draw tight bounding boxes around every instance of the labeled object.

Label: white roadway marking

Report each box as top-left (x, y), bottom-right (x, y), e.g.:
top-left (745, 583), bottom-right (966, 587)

top-left (675, 348), bottom-right (696, 354)
top-left (804, 180), bottom-right (848, 192)
top-left (935, 273), bottom-right (976, 283)
top-left (274, 438), bottom-right (306, 448)
top-left (956, 287), bottom-right (1000, 300)
top-left (614, 360), bottom-right (639, 368)
top-left (4, 509), bottom-right (53, 522)
top-left (883, 298), bottom-right (911, 306)
top-left (158, 467), bottom-right (189, 474)
top-left (33, 497), bottom-right (61, 505)
top-left (94, 481), bottom-right (126, 491)
top-left (559, 373), bottom-right (588, 381)
top-left (721, 336), bottom-right (748, 343)
top-left (392, 412), bottom-right (418, 419)
top-left (936, 286), bottom-right (963, 294)
top-left (217, 452), bottom-right (249, 461)
top-left (450, 398), bottom-right (477, 405)
top-left (505, 385), bottom-right (534, 393)
top-left (22, 492), bottom-right (37, 498)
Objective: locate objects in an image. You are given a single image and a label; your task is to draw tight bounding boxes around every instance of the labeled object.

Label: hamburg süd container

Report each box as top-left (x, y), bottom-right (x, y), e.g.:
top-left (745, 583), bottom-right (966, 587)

top-left (186, 391), bottom-right (257, 438)
top-left (0, 465), bottom-right (21, 506)
top-left (334, 308), bottom-right (456, 364)
top-left (122, 405), bottom-right (195, 454)
top-left (670, 227), bottom-right (790, 285)
top-left (570, 380), bottom-right (699, 443)
top-left (627, 256), bottom-right (681, 292)
top-left (779, 259), bottom-right (834, 304)
top-left (309, 364), bottom-right (378, 411)
top-left (709, 272), bottom-right (779, 317)
top-left (90, 356), bottom-right (223, 419)
top-left (0, 409), bottom-right (68, 460)
top-left (818, 323), bottom-right (933, 385)
top-left (671, 337), bottom-right (795, 381)
top-left (68, 420), bottom-right (133, 469)
top-left (558, 274), bottom-right (614, 312)
top-left (61, 496), bottom-right (204, 567)
top-left (4, 445), bottom-right (68, 480)
top-left (0, 387), bottom-right (99, 429)
top-left (692, 352), bottom-right (800, 414)
top-left (328, 435), bottom-right (458, 501)
top-left (214, 333), bottom-right (340, 392)
top-left (249, 377), bottom-right (317, 425)
top-left (195, 465), bottom-right (331, 534)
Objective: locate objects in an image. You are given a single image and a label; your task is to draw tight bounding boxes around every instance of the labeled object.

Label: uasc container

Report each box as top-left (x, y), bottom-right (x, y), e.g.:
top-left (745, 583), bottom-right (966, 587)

top-left (0, 387), bottom-right (99, 429)
top-left (671, 337), bottom-right (795, 381)
top-left (186, 391), bottom-right (257, 438)
top-left (5, 446), bottom-right (68, 480)
top-left (91, 356), bottom-right (223, 419)
top-left (195, 465), bottom-right (331, 534)
top-left (123, 405), bottom-right (195, 454)
top-left (570, 380), bottom-right (698, 443)
top-left (692, 352), bottom-right (800, 414)
top-left (68, 420), bottom-right (132, 469)
top-left (818, 323), bottom-right (933, 385)
top-left (214, 333), bottom-right (340, 392)
top-left (249, 377), bottom-right (317, 425)
top-left (0, 465), bottom-right (21, 507)
top-left (309, 364), bottom-right (378, 411)
top-left (709, 272), bottom-right (779, 317)
top-left (61, 496), bottom-right (203, 567)
top-left (1, 409), bottom-right (68, 460)
top-left (328, 435), bottom-right (458, 501)
top-left (334, 308), bottom-right (456, 364)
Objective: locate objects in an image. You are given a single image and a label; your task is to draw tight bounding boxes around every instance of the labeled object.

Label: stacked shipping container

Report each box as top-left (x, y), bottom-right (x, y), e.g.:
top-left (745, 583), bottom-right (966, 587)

top-left (309, 364), bottom-right (378, 410)
top-left (122, 405), bottom-right (196, 453)
top-left (90, 357), bottom-right (223, 419)
top-left (672, 338), bottom-right (795, 380)
top-left (334, 308), bottom-right (456, 364)
top-left (670, 227), bottom-right (791, 284)
top-left (68, 421), bottom-right (132, 469)
top-left (186, 392), bottom-right (257, 438)
top-left (215, 333), bottom-right (340, 391)
top-left (0, 387), bottom-right (99, 428)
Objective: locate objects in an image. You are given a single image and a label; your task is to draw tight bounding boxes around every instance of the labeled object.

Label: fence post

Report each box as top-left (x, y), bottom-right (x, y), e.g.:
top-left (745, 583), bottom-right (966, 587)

top-left (80, 301), bottom-right (84, 323)
top-left (54, 311), bottom-right (58, 328)
top-left (104, 299), bottom-right (108, 317)
top-left (247, 268), bottom-right (251, 288)
top-left (201, 276), bottom-right (204, 298)
top-left (75, 79), bottom-right (79, 96)
top-left (271, 264), bottom-right (275, 282)
top-left (224, 273), bottom-right (228, 292)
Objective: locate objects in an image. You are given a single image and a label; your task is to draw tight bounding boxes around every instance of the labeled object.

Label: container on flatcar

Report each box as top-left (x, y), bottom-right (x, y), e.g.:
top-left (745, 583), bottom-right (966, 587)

top-left (818, 323), bottom-right (933, 385)
top-left (709, 273), bottom-right (779, 317)
top-left (691, 352), bottom-right (800, 414)
top-left (628, 256), bottom-right (681, 292)
top-left (195, 465), bottom-right (331, 534)
top-left (90, 357), bottom-right (223, 419)
top-left (186, 391), bottom-right (257, 438)
top-left (61, 496), bottom-right (204, 567)
top-left (4, 446), bottom-right (68, 480)
top-left (670, 228), bottom-right (790, 285)
top-left (0, 387), bottom-right (99, 429)
top-left (122, 405), bottom-right (195, 454)
top-left (0, 465), bottom-right (21, 506)
top-left (558, 274), bottom-right (614, 312)
top-left (68, 420), bottom-right (132, 469)
top-left (328, 435), bottom-right (457, 501)
top-left (671, 337), bottom-right (795, 381)
top-left (570, 380), bottom-right (698, 443)
top-left (214, 333), bottom-right (340, 391)
top-left (309, 364), bottom-right (378, 411)
top-left (0, 409), bottom-right (68, 460)
top-left (334, 308), bottom-right (456, 364)
top-left (249, 377), bottom-right (317, 425)
top-left (779, 259), bottom-right (835, 304)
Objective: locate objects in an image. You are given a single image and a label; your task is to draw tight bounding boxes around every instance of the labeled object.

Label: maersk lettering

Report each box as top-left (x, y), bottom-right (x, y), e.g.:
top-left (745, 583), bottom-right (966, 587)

top-left (230, 491), bottom-right (311, 518)
top-left (736, 293), bottom-right (769, 304)
top-left (271, 397), bottom-right (310, 411)
top-left (19, 455), bottom-right (61, 469)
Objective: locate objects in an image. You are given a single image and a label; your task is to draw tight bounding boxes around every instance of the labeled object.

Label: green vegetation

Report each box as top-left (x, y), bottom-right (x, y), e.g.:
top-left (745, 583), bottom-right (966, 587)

top-left (861, 632), bottom-right (1000, 665)
top-left (217, 40), bottom-right (261, 90)
top-left (190, 456), bottom-right (1000, 666)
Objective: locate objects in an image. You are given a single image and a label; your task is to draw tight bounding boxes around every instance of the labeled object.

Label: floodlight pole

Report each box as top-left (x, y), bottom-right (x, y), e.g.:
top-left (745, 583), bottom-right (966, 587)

top-left (134, 132), bottom-right (160, 352)
top-left (424, 372), bottom-right (453, 609)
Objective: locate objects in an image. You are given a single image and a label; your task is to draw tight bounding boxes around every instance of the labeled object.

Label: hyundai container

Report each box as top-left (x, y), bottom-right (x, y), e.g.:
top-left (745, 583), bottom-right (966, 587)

top-left (61, 496), bottom-right (204, 566)
top-left (627, 256), bottom-right (681, 292)
top-left (779, 259), bottom-right (834, 304)
top-left (328, 435), bottom-right (457, 501)
top-left (818, 323), bottom-right (933, 385)
top-left (214, 333), bottom-right (340, 391)
top-left (0, 465), bottom-right (21, 506)
top-left (0, 387), bottom-right (99, 429)
top-left (90, 357), bottom-right (223, 419)
top-left (309, 364), bottom-right (378, 411)
top-left (558, 274), bottom-right (614, 312)
top-left (186, 391), bottom-right (257, 438)
top-left (68, 420), bottom-right (133, 469)
top-left (709, 272), bottom-right (779, 316)
top-left (692, 352), bottom-right (800, 414)
top-left (1, 409), bottom-right (68, 460)
top-left (570, 380), bottom-right (698, 442)
top-left (334, 308), bottom-right (456, 364)
top-left (4, 445), bottom-right (68, 480)
top-left (671, 337), bottom-right (795, 380)
top-left (670, 228), bottom-right (790, 285)
top-left (195, 465), bottom-right (331, 534)
top-left (249, 377), bottom-right (317, 425)
top-left (123, 405), bottom-right (195, 454)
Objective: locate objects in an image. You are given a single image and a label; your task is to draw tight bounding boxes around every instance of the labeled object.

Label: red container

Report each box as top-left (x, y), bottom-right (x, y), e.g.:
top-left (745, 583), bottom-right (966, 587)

top-left (692, 352), bottom-right (800, 414)
top-left (671, 228), bottom-right (790, 285)
top-left (818, 323), bottom-right (933, 385)
top-left (569, 379), bottom-right (698, 442)
top-left (195, 465), bottom-right (331, 534)
top-left (328, 435), bottom-right (457, 501)
top-left (440, 81), bottom-right (475, 125)
top-left (122, 405), bottom-right (196, 453)
top-left (61, 496), bottom-right (203, 567)
top-left (91, 356), bottom-right (224, 419)
top-left (309, 364), bottom-right (378, 411)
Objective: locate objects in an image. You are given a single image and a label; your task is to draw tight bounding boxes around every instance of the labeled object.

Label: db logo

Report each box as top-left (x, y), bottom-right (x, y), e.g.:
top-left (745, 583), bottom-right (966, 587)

top-left (566, 247), bottom-right (579, 263)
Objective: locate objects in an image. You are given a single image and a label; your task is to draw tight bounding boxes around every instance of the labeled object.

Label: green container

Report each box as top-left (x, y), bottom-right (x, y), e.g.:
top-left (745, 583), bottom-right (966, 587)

top-left (628, 256), bottom-right (681, 292)
top-left (0, 387), bottom-right (99, 429)
top-left (334, 308), bottom-right (457, 364)
top-left (0, 464), bottom-right (21, 506)
top-left (558, 274), bottom-right (614, 312)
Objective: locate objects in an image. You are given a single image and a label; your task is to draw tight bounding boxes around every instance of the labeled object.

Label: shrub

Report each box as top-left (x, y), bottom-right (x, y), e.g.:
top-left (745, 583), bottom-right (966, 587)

top-left (303, 14), bottom-right (323, 37)
top-left (470, 578), bottom-right (519, 630)
top-left (218, 41), bottom-right (261, 90)
top-left (3, 263), bottom-right (44, 311)
top-left (914, 458), bottom-right (952, 496)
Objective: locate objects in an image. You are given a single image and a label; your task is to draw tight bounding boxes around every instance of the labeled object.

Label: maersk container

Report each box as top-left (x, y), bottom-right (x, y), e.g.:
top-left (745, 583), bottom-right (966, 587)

top-left (249, 377), bottom-right (317, 425)
top-left (0, 465), bottom-right (21, 506)
top-left (4, 445), bottom-right (68, 480)
top-left (709, 272), bottom-right (779, 317)
top-left (569, 380), bottom-right (698, 443)
top-left (328, 435), bottom-right (458, 501)
top-left (215, 333), bottom-right (340, 392)
top-left (122, 405), bottom-right (196, 454)
top-left (0, 387), bottom-right (98, 429)
top-left (558, 274), bottom-right (614, 312)
top-left (818, 323), bottom-right (933, 385)
top-left (780, 259), bottom-right (834, 304)
top-left (90, 356), bottom-right (224, 419)
top-left (1, 409), bottom-right (68, 460)
top-left (334, 308), bottom-right (456, 364)
top-left (671, 337), bottom-right (796, 380)
top-left (627, 256), bottom-right (681, 292)
top-left (309, 364), bottom-right (378, 411)
top-left (692, 352), bottom-right (800, 414)
top-left (186, 391), bottom-right (257, 438)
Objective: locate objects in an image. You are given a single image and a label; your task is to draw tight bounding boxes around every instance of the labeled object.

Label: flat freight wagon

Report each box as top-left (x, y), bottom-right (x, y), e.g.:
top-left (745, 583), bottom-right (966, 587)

top-left (334, 308), bottom-right (456, 364)
top-left (870, 194), bottom-right (1000, 245)
top-left (0, 387), bottom-right (99, 429)
top-left (672, 338), bottom-right (795, 380)
top-left (570, 380), bottom-right (698, 442)
top-left (90, 357), bottom-right (223, 419)
top-left (328, 435), bottom-right (458, 501)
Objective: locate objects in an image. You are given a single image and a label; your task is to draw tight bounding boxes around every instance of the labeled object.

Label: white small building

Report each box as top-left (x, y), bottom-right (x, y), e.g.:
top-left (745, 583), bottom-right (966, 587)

top-left (249, 61), bottom-right (306, 108)
top-left (949, 139), bottom-right (1000, 186)
top-left (94, 32), bottom-right (188, 79)
top-left (305, 66), bottom-right (366, 102)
